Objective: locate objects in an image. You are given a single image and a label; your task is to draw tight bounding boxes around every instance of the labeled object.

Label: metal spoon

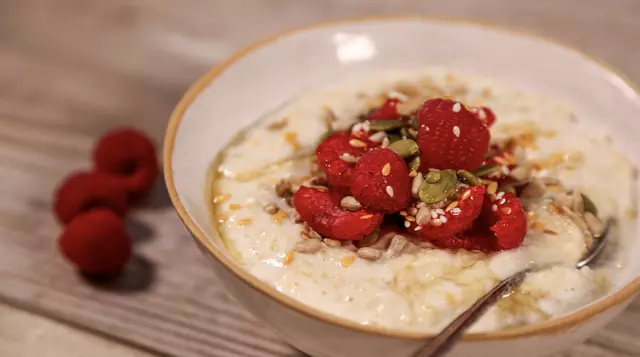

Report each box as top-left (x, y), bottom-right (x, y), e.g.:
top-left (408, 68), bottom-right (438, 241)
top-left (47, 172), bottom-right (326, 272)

top-left (412, 219), bottom-right (612, 357)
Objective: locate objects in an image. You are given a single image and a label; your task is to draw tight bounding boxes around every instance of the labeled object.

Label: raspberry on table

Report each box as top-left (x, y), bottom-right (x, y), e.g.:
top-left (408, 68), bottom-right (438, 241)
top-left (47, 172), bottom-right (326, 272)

top-left (54, 172), bottom-right (129, 224)
top-left (350, 148), bottom-right (412, 213)
top-left (417, 98), bottom-right (491, 171)
top-left (58, 208), bottom-right (132, 277)
top-left (93, 128), bottom-right (159, 194)
top-left (293, 186), bottom-right (383, 240)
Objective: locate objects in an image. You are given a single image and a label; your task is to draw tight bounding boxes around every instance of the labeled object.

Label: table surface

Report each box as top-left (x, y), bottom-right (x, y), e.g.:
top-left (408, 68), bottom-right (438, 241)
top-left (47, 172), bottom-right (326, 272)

top-left (1, 0), bottom-right (639, 356)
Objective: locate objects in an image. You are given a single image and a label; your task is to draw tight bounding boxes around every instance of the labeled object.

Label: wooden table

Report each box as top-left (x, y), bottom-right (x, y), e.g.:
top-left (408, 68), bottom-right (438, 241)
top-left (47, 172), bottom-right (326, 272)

top-left (1, 0), bottom-right (639, 356)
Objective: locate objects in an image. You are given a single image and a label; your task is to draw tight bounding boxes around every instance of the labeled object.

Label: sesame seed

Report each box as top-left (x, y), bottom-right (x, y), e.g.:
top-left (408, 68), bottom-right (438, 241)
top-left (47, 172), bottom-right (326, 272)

top-left (349, 139), bottom-right (367, 148)
top-left (351, 123), bottom-right (365, 134)
top-left (461, 190), bottom-right (472, 200)
top-left (494, 156), bottom-right (510, 166)
top-left (381, 137), bottom-right (390, 148)
top-left (500, 198), bottom-right (506, 204)
top-left (435, 208), bottom-right (445, 215)
top-left (452, 102), bottom-right (461, 112)
top-left (360, 214), bottom-right (374, 219)
top-left (399, 211), bottom-right (408, 216)
top-left (478, 108), bottom-right (487, 119)
top-left (431, 210), bottom-right (439, 219)
top-left (404, 221), bottom-right (411, 228)
top-left (450, 207), bottom-right (462, 215)
top-left (414, 226), bottom-right (423, 231)
top-left (405, 216), bottom-right (415, 222)
top-left (452, 126), bottom-right (461, 137)
top-left (445, 201), bottom-right (459, 212)
top-left (431, 219), bottom-right (443, 226)
top-left (381, 163), bottom-right (391, 176)
top-left (496, 192), bottom-right (505, 200)
top-left (424, 126), bottom-right (430, 131)
top-left (386, 186), bottom-right (394, 197)
top-left (440, 216), bottom-right (448, 223)
top-left (487, 181), bottom-right (498, 195)
top-left (501, 166), bottom-right (510, 175)
top-left (501, 207), bottom-right (512, 215)
top-left (492, 204), bottom-right (498, 212)
top-left (283, 250), bottom-right (295, 265)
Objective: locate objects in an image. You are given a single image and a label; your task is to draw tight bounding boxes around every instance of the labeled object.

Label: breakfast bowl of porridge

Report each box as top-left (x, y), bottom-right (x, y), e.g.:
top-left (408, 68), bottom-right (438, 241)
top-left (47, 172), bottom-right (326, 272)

top-left (164, 17), bottom-right (640, 357)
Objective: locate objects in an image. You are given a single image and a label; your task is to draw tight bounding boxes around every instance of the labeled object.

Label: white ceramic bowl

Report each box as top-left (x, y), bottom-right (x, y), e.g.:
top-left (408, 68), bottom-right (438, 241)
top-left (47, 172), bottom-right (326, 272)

top-left (164, 17), bottom-right (640, 357)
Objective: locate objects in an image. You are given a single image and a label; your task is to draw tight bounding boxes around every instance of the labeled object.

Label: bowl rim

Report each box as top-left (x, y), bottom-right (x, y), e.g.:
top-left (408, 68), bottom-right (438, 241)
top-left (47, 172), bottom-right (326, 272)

top-left (164, 15), bottom-right (640, 341)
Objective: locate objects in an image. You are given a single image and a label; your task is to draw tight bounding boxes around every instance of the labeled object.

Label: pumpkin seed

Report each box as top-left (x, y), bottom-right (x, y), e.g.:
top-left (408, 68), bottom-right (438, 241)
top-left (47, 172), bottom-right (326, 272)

top-left (317, 130), bottom-right (335, 144)
top-left (368, 119), bottom-right (407, 131)
top-left (419, 169), bottom-right (458, 203)
top-left (399, 127), bottom-right (410, 139)
top-left (456, 170), bottom-right (481, 186)
top-left (581, 193), bottom-right (598, 216)
top-left (387, 134), bottom-right (402, 144)
top-left (388, 139), bottom-right (419, 158)
top-left (409, 156), bottom-right (421, 171)
top-left (475, 164), bottom-right (501, 178)
top-left (360, 231), bottom-right (380, 247)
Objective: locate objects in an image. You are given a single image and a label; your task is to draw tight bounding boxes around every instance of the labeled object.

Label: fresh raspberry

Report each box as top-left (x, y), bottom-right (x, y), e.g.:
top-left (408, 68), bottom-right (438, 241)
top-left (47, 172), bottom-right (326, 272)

top-left (58, 209), bottom-right (132, 277)
top-left (54, 172), bottom-right (129, 224)
top-left (429, 192), bottom-right (527, 252)
top-left (412, 186), bottom-right (486, 239)
top-left (293, 186), bottom-right (383, 240)
top-left (417, 98), bottom-right (490, 171)
top-left (350, 148), bottom-right (412, 213)
top-left (471, 106), bottom-right (497, 127)
top-left (482, 192), bottom-right (527, 250)
top-left (93, 128), bottom-right (159, 194)
top-left (367, 98), bottom-right (400, 121)
top-left (316, 132), bottom-right (378, 189)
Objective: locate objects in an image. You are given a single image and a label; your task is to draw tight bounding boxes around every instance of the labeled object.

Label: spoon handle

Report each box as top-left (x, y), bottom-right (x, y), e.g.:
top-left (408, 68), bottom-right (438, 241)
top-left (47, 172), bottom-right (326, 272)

top-left (411, 268), bottom-right (531, 357)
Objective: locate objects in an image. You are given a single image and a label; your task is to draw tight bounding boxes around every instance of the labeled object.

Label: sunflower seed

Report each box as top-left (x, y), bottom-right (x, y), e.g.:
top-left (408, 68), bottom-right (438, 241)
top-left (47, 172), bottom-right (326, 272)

top-left (385, 235), bottom-right (408, 259)
top-left (412, 173), bottom-right (424, 197)
top-left (509, 164), bottom-right (532, 182)
top-left (323, 238), bottom-right (342, 248)
top-left (571, 190), bottom-right (584, 214)
top-left (584, 212), bottom-right (604, 236)
top-left (340, 196), bottom-right (362, 211)
top-left (357, 247), bottom-right (383, 261)
top-left (416, 206), bottom-right (431, 225)
top-left (294, 239), bottom-right (323, 254)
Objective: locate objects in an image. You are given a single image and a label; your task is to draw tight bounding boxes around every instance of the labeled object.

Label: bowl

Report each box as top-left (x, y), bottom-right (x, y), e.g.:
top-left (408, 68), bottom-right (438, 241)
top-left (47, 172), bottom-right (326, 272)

top-left (164, 16), bottom-right (640, 357)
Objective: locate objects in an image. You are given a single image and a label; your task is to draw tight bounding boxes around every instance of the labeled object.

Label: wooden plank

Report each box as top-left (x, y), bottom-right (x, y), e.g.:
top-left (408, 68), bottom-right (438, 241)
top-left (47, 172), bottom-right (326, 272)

top-left (0, 0), bottom-right (639, 356)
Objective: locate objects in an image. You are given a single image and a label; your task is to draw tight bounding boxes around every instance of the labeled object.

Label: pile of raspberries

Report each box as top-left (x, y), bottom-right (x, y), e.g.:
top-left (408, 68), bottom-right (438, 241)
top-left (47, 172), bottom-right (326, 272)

top-left (54, 128), bottom-right (158, 278)
top-left (294, 98), bottom-right (527, 253)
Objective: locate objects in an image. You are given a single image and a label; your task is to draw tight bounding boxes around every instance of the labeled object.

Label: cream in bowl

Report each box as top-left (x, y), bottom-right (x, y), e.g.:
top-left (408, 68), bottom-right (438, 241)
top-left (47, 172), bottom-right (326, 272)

top-left (165, 17), bottom-right (640, 357)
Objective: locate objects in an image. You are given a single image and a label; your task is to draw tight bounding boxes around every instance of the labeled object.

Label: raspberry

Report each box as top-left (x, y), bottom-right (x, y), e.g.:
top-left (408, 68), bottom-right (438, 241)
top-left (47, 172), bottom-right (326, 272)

top-left (58, 209), bottom-right (132, 277)
top-left (293, 186), bottom-right (383, 240)
top-left (351, 148), bottom-right (412, 213)
top-left (54, 172), bottom-right (128, 224)
top-left (316, 132), bottom-right (378, 189)
top-left (471, 106), bottom-right (497, 127)
top-left (482, 192), bottom-right (527, 250)
top-left (417, 98), bottom-right (490, 171)
top-left (412, 186), bottom-right (486, 239)
top-left (429, 192), bottom-right (527, 252)
top-left (93, 128), bottom-right (159, 194)
top-left (367, 98), bottom-right (400, 121)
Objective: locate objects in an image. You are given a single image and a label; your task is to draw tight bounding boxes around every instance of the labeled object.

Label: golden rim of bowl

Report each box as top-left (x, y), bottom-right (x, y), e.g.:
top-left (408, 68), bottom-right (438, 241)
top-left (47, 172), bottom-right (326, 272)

top-left (164, 15), bottom-right (640, 341)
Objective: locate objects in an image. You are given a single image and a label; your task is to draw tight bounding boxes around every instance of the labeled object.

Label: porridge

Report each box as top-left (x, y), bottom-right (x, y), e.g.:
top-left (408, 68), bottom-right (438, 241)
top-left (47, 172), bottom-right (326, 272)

top-left (208, 68), bottom-right (637, 333)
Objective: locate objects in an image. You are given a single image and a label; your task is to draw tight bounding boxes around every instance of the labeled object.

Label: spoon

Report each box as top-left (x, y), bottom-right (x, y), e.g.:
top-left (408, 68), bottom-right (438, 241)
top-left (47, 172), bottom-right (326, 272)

top-left (412, 219), bottom-right (612, 357)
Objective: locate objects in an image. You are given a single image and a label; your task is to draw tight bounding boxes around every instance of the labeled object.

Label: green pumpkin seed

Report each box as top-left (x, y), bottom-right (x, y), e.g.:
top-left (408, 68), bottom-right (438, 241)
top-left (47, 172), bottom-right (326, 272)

top-left (317, 130), bottom-right (336, 144)
top-left (475, 164), bottom-right (501, 177)
top-left (410, 115), bottom-right (419, 130)
top-left (419, 169), bottom-right (458, 203)
top-left (409, 156), bottom-right (421, 171)
top-left (387, 134), bottom-right (402, 144)
top-left (388, 139), bottom-right (419, 158)
top-left (368, 119), bottom-right (407, 131)
top-left (581, 193), bottom-right (598, 216)
top-left (457, 170), bottom-right (482, 186)
top-left (360, 231), bottom-right (379, 247)
top-left (399, 127), bottom-right (410, 139)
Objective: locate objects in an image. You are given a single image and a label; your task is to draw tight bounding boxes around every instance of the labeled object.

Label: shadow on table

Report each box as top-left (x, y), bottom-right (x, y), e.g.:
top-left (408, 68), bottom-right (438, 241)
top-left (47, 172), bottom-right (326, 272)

top-left (81, 253), bottom-right (157, 294)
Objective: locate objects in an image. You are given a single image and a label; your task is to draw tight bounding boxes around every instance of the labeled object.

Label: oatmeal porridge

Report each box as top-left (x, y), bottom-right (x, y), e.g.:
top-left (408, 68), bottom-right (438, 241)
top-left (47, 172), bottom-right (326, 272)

top-left (208, 68), bottom-right (637, 333)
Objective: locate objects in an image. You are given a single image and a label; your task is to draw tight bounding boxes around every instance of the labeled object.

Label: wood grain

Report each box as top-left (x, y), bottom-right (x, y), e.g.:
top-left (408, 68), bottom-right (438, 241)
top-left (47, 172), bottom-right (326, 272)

top-left (0, 0), bottom-right (639, 356)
